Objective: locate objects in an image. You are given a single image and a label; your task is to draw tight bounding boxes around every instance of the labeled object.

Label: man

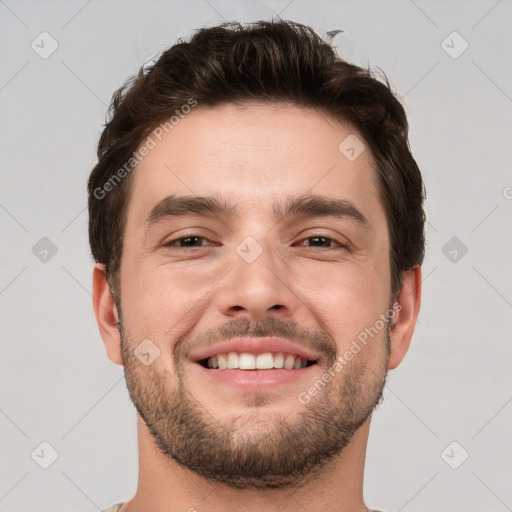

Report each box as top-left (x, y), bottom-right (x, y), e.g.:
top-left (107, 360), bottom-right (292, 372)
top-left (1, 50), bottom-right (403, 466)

top-left (89, 19), bottom-right (424, 512)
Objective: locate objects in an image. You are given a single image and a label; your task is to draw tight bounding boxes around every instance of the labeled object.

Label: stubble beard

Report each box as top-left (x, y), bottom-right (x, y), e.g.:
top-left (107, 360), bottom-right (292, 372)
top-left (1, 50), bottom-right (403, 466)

top-left (118, 309), bottom-right (390, 489)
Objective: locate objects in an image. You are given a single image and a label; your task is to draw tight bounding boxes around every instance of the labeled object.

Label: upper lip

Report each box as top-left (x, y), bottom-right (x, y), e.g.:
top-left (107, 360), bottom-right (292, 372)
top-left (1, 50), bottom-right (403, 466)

top-left (189, 337), bottom-right (320, 362)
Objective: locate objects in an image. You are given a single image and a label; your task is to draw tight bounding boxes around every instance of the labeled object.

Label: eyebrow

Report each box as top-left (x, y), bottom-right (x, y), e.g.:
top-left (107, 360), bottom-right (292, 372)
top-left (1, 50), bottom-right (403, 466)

top-left (145, 193), bottom-right (372, 232)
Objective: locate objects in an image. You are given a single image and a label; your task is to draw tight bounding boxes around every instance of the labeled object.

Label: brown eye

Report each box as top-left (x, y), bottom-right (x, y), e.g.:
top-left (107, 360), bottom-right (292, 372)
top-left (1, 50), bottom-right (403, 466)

top-left (297, 235), bottom-right (348, 250)
top-left (164, 235), bottom-right (214, 248)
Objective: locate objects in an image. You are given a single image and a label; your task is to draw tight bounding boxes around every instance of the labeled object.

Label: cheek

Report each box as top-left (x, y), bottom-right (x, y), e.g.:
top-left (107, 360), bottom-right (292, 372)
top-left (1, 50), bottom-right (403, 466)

top-left (119, 254), bottom-right (221, 342)
top-left (291, 257), bottom-right (391, 351)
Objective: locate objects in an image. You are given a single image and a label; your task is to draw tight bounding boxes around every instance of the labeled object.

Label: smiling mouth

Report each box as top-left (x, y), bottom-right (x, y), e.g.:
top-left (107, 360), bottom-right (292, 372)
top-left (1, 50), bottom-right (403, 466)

top-left (198, 352), bottom-right (318, 370)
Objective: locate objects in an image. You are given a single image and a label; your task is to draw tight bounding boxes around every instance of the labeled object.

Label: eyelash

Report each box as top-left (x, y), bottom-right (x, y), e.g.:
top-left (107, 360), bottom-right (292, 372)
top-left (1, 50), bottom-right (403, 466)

top-left (163, 234), bottom-right (349, 251)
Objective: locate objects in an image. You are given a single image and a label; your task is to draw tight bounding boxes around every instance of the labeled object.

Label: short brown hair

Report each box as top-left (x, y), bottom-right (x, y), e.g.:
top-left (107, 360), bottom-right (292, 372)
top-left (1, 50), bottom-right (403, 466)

top-left (88, 19), bottom-right (425, 298)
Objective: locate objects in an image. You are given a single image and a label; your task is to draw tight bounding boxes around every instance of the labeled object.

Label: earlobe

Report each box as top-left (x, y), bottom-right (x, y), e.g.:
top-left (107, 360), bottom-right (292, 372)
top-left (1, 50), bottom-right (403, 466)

top-left (388, 265), bottom-right (422, 370)
top-left (92, 263), bottom-right (123, 366)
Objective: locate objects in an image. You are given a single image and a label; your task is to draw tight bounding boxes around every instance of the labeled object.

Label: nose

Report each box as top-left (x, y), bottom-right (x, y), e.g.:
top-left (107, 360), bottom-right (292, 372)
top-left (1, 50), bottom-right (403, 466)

top-left (213, 239), bottom-right (300, 323)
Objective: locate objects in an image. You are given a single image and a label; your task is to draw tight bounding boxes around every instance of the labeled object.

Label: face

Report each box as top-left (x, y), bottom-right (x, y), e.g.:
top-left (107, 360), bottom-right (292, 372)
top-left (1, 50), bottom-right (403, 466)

top-left (116, 102), bottom-right (394, 488)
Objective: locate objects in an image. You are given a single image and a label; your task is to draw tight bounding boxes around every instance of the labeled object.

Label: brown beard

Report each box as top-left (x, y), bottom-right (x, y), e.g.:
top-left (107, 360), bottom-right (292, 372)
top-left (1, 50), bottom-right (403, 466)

top-left (119, 312), bottom-right (390, 489)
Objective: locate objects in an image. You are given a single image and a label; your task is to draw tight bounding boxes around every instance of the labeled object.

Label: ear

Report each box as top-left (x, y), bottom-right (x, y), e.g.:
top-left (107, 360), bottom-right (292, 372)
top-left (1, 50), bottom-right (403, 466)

top-left (92, 263), bottom-right (123, 365)
top-left (388, 265), bottom-right (422, 370)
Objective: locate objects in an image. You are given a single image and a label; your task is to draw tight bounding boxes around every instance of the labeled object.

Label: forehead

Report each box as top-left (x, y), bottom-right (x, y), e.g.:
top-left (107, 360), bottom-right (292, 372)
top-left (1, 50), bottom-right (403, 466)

top-left (125, 102), bottom-right (384, 229)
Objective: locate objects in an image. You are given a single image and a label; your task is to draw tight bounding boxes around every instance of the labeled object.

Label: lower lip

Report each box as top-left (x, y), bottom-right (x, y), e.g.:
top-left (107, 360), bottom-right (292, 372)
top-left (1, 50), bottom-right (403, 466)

top-left (194, 363), bottom-right (316, 389)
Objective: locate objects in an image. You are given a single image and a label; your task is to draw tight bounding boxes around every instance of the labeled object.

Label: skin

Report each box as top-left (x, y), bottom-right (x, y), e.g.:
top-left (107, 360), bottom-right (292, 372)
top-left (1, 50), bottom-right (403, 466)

top-left (92, 102), bottom-right (421, 512)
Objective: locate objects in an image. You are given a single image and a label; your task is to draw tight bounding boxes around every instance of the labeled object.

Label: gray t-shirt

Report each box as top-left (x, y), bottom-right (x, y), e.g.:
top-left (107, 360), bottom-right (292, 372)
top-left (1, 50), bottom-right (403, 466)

top-left (102, 505), bottom-right (122, 512)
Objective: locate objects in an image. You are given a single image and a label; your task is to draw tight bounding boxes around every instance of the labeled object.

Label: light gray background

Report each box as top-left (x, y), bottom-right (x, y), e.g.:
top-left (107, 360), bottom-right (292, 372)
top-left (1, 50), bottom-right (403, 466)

top-left (1, 1), bottom-right (511, 511)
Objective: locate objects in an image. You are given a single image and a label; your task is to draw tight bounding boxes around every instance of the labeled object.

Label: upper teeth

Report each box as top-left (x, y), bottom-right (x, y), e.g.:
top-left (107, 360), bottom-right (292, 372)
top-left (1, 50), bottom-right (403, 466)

top-left (206, 352), bottom-right (311, 370)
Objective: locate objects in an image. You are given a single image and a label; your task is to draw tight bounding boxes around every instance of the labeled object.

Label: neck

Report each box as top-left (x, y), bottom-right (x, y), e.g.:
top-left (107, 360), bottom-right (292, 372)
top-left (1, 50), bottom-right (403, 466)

top-left (119, 416), bottom-right (372, 512)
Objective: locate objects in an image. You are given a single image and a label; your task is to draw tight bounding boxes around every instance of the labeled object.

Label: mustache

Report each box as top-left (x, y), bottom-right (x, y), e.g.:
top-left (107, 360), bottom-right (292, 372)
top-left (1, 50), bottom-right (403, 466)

top-left (175, 316), bottom-right (338, 365)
